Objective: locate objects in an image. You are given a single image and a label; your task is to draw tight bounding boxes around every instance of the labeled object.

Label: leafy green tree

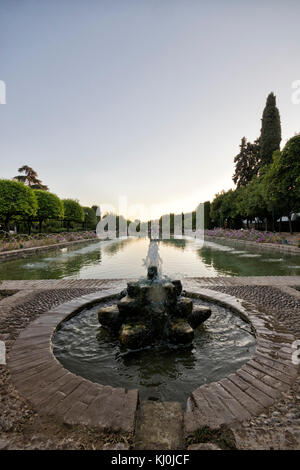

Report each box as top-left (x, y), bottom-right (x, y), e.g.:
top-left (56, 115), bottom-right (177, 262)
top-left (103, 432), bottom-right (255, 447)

top-left (210, 191), bottom-right (228, 227)
top-left (14, 165), bottom-right (48, 190)
top-left (260, 92), bottom-right (281, 166)
top-left (0, 180), bottom-right (37, 231)
top-left (221, 190), bottom-right (243, 228)
top-left (83, 207), bottom-right (97, 230)
top-left (239, 175), bottom-right (270, 230)
top-left (35, 190), bottom-right (64, 232)
top-left (233, 137), bottom-right (260, 187)
top-left (62, 199), bottom-right (84, 231)
top-left (211, 190), bottom-right (244, 229)
top-left (262, 135), bottom-right (300, 233)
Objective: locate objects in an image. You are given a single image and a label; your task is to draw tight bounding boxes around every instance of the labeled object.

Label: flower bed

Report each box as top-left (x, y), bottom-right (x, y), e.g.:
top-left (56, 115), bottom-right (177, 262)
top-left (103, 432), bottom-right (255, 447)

top-left (0, 231), bottom-right (97, 252)
top-left (205, 228), bottom-right (283, 244)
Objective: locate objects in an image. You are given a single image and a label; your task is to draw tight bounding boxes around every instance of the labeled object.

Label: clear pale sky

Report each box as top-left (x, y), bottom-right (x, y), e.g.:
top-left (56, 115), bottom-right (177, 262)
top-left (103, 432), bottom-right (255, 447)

top-left (1, 0), bottom-right (300, 220)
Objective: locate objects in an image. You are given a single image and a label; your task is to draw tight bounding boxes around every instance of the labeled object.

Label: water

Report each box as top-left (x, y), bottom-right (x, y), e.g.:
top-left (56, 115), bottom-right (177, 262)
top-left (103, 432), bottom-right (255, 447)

top-left (1, 237), bottom-right (300, 279)
top-left (53, 298), bottom-right (256, 405)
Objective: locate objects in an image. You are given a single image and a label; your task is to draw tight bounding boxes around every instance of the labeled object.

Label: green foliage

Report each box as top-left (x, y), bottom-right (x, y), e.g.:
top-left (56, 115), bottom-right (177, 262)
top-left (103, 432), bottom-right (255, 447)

top-left (262, 135), bottom-right (300, 232)
top-left (210, 191), bottom-right (226, 225)
top-left (238, 175), bottom-right (269, 221)
top-left (211, 189), bottom-right (250, 229)
top-left (260, 92), bottom-right (281, 166)
top-left (233, 137), bottom-right (260, 188)
top-left (14, 165), bottom-right (48, 190)
top-left (63, 199), bottom-right (84, 224)
top-left (62, 199), bottom-right (84, 232)
top-left (35, 190), bottom-right (64, 221)
top-left (0, 179), bottom-right (37, 230)
top-left (210, 190), bottom-right (241, 227)
top-left (83, 206), bottom-right (97, 229)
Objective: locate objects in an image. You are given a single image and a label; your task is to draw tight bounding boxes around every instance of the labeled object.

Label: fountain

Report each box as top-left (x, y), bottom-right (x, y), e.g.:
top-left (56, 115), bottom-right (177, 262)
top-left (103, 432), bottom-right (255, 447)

top-left (53, 238), bottom-right (256, 404)
top-left (98, 240), bottom-right (211, 349)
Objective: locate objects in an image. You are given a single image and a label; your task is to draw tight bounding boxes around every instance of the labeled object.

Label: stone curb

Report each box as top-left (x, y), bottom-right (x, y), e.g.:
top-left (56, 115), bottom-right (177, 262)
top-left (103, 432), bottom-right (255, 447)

top-left (0, 237), bottom-right (99, 260)
top-left (205, 235), bottom-right (300, 254)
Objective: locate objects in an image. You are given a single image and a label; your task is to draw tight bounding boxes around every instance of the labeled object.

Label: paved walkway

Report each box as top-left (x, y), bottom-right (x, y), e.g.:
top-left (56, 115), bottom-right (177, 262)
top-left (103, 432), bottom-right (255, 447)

top-left (1, 276), bottom-right (300, 291)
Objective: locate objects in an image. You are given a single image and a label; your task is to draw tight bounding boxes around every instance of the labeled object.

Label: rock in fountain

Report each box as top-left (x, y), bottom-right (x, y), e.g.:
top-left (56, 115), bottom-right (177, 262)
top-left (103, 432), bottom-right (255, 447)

top-left (98, 266), bottom-right (211, 350)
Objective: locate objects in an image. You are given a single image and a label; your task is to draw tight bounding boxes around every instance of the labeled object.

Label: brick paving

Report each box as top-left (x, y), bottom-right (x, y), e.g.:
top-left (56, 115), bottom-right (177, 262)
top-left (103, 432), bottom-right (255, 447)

top-left (7, 289), bottom-right (138, 435)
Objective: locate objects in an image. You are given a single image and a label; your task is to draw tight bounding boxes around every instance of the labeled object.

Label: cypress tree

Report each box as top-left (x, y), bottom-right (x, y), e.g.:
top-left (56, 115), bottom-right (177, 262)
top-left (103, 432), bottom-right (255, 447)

top-left (259, 92), bottom-right (281, 166)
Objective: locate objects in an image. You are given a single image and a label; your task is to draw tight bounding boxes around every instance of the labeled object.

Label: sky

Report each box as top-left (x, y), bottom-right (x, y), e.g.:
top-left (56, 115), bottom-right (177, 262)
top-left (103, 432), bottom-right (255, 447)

top-left (1, 0), bottom-right (300, 221)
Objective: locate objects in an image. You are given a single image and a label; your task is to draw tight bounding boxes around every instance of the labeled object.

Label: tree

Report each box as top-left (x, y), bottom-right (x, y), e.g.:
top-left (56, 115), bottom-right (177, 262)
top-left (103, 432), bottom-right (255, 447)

top-left (260, 92), bottom-right (281, 166)
top-left (63, 199), bottom-right (84, 231)
top-left (0, 180), bottom-right (37, 231)
top-left (210, 191), bottom-right (228, 227)
top-left (14, 165), bottom-right (48, 190)
top-left (82, 207), bottom-right (97, 230)
top-left (233, 137), bottom-right (260, 187)
top-left (210, 190), bottom-right (241, 228)
top-left (262, 135), bottom-right (300, 233)
top-left (239, 175), bottom-right (270, 230)
top-left (35, 190), bottom-right (64, 232)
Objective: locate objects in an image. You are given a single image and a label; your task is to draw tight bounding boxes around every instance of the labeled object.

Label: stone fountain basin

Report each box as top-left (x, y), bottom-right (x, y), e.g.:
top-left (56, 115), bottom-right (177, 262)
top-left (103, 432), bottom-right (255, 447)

top-left (97, 278), bottom-right (212, 349)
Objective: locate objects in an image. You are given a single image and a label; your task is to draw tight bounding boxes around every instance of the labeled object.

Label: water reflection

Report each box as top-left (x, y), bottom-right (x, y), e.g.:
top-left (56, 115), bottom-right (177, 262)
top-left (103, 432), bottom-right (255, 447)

top-left (0, 242), bottom-right (102, 279)
top-left (103, 237), bottom-right (135, 256)
top-left (161, 239), bottom-right (187, 250)
top-left (1, 236), bottom-right (300, 280)
top-left (197, 243), bottom-right (300, 276)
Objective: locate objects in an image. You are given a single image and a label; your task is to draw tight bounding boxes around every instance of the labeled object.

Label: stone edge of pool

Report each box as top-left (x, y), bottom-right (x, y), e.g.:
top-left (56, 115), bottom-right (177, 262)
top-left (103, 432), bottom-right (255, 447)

top-left (7, 283), bottom-right (298, 436)
top-left (0, 237), bottom-right (99, 260)
top-left (205, 234), bottom-right (300, 254)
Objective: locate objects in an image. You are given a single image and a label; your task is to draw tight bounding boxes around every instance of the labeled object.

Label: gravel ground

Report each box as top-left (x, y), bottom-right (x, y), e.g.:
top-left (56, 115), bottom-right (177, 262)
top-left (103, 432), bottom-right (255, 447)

top-left (206, 285), bottom-right (300, 450)
top-left (0, 284), bottom-right (299, 450)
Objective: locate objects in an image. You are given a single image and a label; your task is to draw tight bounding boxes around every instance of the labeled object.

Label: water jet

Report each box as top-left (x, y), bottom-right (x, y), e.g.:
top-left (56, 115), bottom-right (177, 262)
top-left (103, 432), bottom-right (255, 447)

top-left (98, 241), bottom-right (211, 349)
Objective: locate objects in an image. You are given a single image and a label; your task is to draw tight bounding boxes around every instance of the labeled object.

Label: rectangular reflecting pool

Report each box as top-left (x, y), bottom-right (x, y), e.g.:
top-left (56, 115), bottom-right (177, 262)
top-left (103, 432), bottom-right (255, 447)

top-left (0, 237), bottom-right (300, 280)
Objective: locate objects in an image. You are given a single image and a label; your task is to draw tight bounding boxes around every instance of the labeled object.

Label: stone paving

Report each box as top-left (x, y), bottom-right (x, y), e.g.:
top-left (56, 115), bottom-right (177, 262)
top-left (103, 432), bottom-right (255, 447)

top-left (0, 277), bottom-right (300, 450)
top-left (134, 401), bottom-right (184, 450)
top-left (1, 276), bottom-right (300, 291)
top-left (7, 288), bottom-right (138, 435)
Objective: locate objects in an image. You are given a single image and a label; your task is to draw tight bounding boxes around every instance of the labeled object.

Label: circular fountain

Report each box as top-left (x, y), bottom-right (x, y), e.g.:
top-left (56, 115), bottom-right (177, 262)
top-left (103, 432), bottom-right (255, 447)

top-left (98, 267), bottom-right (211, 349)
top-left (53, 292), bottom-right (256, 404)
top-left (52, 240), bottom-right (256, 404)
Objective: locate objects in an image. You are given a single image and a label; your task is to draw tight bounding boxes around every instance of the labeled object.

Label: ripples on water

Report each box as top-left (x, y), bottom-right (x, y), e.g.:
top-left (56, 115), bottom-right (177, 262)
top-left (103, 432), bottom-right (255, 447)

top-left (53, 298), bottom-right (256, 404)
top-left (1, 237), bottom-right (300, 279)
